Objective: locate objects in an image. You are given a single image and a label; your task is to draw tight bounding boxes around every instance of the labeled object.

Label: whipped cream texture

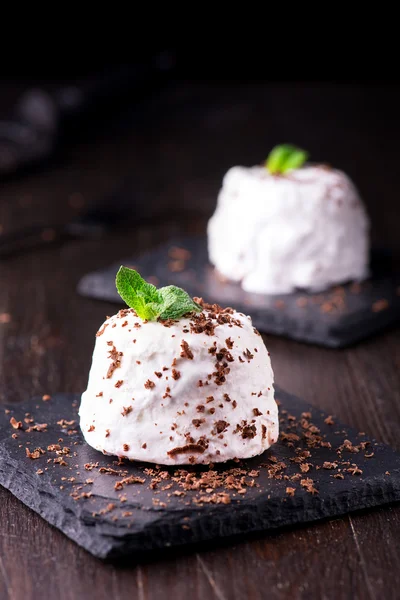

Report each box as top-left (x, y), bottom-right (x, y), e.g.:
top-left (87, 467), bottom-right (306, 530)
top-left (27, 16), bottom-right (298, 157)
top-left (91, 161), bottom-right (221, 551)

top-left (79, 302), bottom-right (278, 465)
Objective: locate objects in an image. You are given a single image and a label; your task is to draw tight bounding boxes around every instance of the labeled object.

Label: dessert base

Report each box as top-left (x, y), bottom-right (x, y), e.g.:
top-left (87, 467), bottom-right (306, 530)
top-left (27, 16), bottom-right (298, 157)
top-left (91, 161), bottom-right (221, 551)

top-left (0, 388), bottom-right (399, 560)
top-left (77, 236), bottom-right (400, 348)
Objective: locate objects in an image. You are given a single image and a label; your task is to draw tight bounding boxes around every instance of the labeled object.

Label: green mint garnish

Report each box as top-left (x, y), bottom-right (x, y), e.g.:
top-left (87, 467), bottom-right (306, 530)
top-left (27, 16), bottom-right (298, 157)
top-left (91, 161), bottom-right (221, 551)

top-left (266, 144), bottom-right (308, 175)
top-left (115, 266), bottom-right (202, 321)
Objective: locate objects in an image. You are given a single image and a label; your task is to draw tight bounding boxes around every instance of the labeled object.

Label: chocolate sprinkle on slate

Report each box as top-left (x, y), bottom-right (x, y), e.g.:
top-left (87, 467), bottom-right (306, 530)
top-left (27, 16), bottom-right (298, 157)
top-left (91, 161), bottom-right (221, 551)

top-left (10, 417), bottom-right (22, 429)
top-left (1, 387), bottom-right (399, 560)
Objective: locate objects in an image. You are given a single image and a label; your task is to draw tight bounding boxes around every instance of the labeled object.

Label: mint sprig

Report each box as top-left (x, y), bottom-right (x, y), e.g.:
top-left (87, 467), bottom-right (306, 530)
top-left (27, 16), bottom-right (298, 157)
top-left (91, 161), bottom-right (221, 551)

top-left (266, 144), bottom-right (308, 175)
top-left (115, 266), bottom-right (202, 321)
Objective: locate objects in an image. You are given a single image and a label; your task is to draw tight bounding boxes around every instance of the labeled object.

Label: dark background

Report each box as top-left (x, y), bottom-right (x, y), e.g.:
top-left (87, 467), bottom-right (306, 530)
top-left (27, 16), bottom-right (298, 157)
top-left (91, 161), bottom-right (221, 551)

top-left (0, 47), bottom-right (399, 252)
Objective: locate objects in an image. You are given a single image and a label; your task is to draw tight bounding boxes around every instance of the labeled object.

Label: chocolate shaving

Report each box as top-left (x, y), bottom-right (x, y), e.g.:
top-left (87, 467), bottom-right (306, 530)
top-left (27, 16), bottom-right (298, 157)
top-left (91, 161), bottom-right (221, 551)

top-left (106, 345), bottom-right (123, 379)
top-left (96, 323), bottom-right (109, 337)
top-left (168, 443), bottom-right (206, 457)
top-left (172, 369), bottom-right (181, 380)
top-left (243, 348), bottom-right (254, 360)
top-left (10, 417), bottom-right (23, 430)
top-left (180, 340), bottom-right (193, 360)
top-left (214, 420), bottom-right (229, 434)
top-left (225, 337), bottom-right (234, 349)
top-left (242, 424), bottom-right (256, 439)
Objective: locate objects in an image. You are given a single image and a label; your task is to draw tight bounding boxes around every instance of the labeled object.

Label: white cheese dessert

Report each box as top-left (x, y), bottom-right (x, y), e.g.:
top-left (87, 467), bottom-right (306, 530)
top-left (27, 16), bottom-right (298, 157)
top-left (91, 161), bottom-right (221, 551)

top-left (79, 270), bottom-right (278, 465)
top-left (207, 148), bottom-right (370, 295)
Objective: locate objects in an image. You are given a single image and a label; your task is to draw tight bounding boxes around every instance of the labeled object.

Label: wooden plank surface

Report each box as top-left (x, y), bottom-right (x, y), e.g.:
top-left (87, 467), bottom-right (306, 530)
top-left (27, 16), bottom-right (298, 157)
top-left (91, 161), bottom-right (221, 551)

top-left (0, 82), bottom-right (399, 599)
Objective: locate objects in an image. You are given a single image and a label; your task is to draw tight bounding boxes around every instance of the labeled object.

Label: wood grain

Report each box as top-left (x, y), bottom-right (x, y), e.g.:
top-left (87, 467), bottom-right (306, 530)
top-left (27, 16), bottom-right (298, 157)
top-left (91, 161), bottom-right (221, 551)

top-left (0, 81), bottom-right (399, 600)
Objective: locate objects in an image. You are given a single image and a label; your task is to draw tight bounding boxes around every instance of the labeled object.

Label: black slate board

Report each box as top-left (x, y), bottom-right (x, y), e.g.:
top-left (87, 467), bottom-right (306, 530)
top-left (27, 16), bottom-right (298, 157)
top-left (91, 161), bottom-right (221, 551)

top-left (77, 236), bottom-right (400, 348)
top-left (0, 387), bottom-right (399, 560)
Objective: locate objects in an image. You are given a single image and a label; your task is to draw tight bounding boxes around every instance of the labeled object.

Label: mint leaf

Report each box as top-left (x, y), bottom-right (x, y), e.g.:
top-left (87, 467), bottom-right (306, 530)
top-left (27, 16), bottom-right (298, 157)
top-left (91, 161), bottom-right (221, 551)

top-left (115, 266), bottom-right (202, 321)
top-left (116, 267), bottom-right (162, 321)
top-left (158, 286), bottom-right (202, 320)
top-left (266, 144), bottom-right (308, 175)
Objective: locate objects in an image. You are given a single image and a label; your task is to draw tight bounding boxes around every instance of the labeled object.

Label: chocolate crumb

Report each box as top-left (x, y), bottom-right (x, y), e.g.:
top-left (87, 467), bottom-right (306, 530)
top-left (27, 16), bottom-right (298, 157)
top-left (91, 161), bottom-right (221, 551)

top-left (347, 464), bottom-right (363, 476)
top-left (242, 424), bottom-right (256, 439)
top-left (225, 337), bottom-right (234, 349)
top-left (123, 444), bottom-right (130, 452)
top-left (154, 371), bottom-right (162, 378)
top-left (96, 323), bottom-right (109, 337)
top-left (300, 478), bottom-right (318, 494)
top-left (144, 380), bottom-right (155, 389)
top-left (214, 420), bottom-right (229, 434)
top-left (243, 348), bottom-right (254, 360)
top-left (10, 417), bottom-right (23, 430)
top-left (26, 447), bottom-right (44, 459)
top-left (115, 380), bottom-right (123, 388)
top-left (168, 443), bottom-right (206, 457)
top-left (322, 461), bottom-right (338, 469)
top-left (172, 368), bottom-right (181, 380)
top-left (121, 406), bottom-right (132, 417)
top-left (180, 340), bottom-right (194, 360)
top-left (107, 345), bottom-right (123, 378)
top-left (253, 408), bottom-right (262, 416)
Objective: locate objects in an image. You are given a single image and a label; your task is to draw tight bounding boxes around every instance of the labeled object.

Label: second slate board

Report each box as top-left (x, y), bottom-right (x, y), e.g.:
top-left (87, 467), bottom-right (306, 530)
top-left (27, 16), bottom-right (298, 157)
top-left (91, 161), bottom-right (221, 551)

top-left (0, 386), bottom-right (399, 560)
top-left (77, 236), bottom-right (400, 348)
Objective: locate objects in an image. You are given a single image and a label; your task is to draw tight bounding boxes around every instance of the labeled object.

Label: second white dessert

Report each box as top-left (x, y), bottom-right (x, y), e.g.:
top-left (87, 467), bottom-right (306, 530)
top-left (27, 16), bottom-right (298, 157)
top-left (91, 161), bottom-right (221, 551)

top-left (207, 163), bottom-right (370, 294)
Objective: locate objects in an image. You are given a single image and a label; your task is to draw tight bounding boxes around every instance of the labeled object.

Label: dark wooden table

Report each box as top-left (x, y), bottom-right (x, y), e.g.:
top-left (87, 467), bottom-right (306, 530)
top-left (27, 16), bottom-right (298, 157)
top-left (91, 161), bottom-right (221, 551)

top-left (0, 82), bottom-right (399, 600)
